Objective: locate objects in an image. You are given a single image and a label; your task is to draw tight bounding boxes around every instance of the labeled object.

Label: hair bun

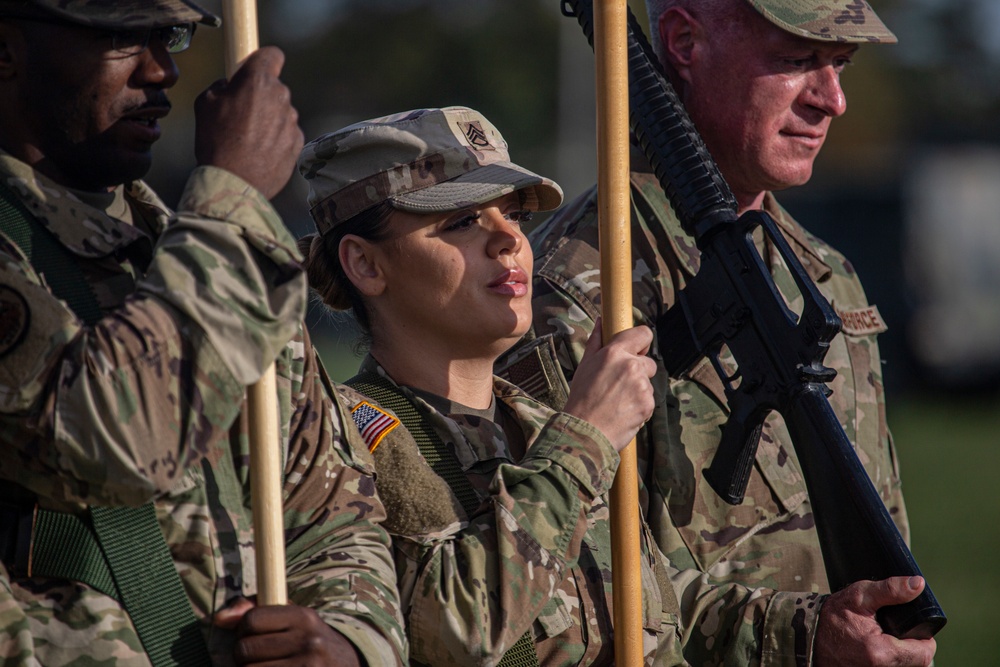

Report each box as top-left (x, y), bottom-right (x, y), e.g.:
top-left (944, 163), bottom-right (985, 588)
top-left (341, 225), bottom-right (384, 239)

top-left (299, 234), bottom-right (351, 311)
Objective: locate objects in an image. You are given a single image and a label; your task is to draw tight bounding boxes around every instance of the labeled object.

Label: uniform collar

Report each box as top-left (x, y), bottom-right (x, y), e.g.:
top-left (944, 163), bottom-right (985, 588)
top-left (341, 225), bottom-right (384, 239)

top-left (761, 193), bottom-right (833, 284)
top-left (358, 354), bottom-right (528, 468)
top-left (0, 151), bottom-right (170, 259)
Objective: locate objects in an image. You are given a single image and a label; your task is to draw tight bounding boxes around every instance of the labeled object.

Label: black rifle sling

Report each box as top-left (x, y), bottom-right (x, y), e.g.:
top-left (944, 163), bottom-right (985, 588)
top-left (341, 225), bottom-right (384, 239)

top-left (346, 371), bottom-right (540, 667)
top-left (0, 181), bottom-right (212, 667)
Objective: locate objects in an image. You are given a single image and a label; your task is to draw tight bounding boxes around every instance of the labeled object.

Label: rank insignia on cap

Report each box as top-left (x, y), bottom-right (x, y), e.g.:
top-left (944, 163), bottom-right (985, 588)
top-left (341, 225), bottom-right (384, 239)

top-left (461, 121), bottom-right (493, 150)
top-left (350, 400), bottom-right (400, 453)
top-left (0, 286), bottom-right (29, 358)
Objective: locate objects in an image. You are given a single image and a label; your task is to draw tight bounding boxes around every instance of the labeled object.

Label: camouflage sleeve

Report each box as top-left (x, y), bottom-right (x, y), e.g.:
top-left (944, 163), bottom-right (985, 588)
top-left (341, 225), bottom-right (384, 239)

top-left (0, 166), bottom-right (305, 507)
top-left (531, 283), bottom-right (826, 667)
top-left (877, 386), bottom-right (909, 546)
top-left (671, 566), bottom-right (825, 667)
top-left (395, 412), bottom-right (619, 666)
top-left (885, 434), bottom-right (910, 545)
top-left (276, 339), bottom-right (406, 666)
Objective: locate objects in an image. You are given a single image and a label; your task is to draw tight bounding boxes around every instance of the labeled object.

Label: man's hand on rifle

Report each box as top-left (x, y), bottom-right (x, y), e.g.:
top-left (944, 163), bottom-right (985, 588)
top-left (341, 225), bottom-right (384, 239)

top-left (814, 576), bottom-right (937, 667)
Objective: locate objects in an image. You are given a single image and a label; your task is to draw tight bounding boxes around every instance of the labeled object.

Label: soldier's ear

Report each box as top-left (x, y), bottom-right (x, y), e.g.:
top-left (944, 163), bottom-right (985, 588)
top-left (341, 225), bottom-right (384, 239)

top-left (658, 7), bottom-right (699, 85)
top-left (0, 21), bottom-right (20, 79)
top-left (339, 234), bottom-right (387, 298)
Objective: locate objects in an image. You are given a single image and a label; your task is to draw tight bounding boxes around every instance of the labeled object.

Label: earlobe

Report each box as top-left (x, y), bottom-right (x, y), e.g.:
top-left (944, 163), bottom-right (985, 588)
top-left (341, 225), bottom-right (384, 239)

top-left (339, 235), bottom-right (386, 298)
top-left (0, 24), bottom-right (17, 79)
top-left (659, 8), bottom-right (697, 84)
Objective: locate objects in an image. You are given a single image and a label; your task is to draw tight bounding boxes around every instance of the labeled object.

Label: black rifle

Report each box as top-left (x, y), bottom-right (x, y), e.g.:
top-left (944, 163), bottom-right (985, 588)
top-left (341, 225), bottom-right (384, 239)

top-left (561, 0), bottom-right (946, 640)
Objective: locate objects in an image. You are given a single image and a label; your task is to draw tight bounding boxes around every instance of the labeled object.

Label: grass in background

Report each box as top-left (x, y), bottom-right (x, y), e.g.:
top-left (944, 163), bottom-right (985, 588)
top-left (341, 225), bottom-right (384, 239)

top-left (313, 332), bottom-right (997, 665)
top-left (312, 333), bottom-right (366, 383)
top-left (889, 393), bottom-right (1000, 666)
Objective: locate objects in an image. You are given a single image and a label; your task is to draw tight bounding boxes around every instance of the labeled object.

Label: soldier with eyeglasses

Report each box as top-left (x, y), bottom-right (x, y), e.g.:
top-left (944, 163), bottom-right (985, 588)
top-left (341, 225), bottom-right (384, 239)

top-left (0, 1), bottom-right (407, 666)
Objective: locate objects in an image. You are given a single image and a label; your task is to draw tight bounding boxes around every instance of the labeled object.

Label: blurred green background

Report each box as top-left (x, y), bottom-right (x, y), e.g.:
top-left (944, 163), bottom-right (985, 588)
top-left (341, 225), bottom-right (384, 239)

top-left (147, 1), bottom-right (1000, 663)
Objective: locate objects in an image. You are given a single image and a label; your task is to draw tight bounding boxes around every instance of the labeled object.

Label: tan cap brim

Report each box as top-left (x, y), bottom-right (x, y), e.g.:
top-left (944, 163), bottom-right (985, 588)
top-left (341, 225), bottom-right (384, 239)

top-left (391, 162), bottom-right (563, 214)
top-left (747, 0), bottom-right (897, 43)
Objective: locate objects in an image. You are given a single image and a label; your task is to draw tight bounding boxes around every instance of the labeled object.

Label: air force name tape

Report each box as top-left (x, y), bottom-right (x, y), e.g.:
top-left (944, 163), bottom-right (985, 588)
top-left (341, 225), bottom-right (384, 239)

top-left (835, 304), bottom-right (888, 336)
top-left (350, 400), bottom-right (400, 452)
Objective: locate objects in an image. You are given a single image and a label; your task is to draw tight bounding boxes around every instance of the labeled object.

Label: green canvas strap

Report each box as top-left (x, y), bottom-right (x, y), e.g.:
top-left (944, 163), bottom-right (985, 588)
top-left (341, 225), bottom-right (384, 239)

top-left (0, 181), bottom-right (103, 325)
top-left (89, 504), bottom-right (213, 666)
top-left (0, 181), bottom-right (212, 666)
top-left (347, 371), bottom-right (540, 667)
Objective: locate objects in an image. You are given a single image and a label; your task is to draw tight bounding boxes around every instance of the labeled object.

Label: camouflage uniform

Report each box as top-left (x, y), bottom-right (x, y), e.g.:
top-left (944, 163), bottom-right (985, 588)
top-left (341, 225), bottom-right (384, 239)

top-left (520, 167), bottom-right (908, 666)
top-left (338, 356), bottom-right (687, 666)
top-left (0, 153), bottom-right (406, 665)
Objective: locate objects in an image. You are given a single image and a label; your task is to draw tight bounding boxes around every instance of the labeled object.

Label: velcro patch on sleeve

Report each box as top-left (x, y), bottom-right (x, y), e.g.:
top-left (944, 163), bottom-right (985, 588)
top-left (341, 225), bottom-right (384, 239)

top-left (350, 400), bottom-right (400, 453)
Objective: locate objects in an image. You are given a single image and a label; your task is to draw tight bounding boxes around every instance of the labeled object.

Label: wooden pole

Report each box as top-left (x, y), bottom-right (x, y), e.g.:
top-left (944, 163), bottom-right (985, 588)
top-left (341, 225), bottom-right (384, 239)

top-left (221, 0), bottom-right (287, 607)
top-left (594, 0), bottom-right (642, 663)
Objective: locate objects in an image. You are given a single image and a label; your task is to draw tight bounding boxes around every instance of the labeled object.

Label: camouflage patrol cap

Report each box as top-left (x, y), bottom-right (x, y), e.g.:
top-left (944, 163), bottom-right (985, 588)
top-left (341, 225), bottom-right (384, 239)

top-left (299, 106), bottom-right (564, 236)
top-left (0, 0), bottom-right (220, 29)
top-left (746, 0), bottom-right (896, 43)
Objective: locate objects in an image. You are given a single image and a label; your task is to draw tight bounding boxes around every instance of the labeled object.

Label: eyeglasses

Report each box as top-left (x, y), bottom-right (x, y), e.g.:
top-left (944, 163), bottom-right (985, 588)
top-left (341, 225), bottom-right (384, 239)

top-left (0, 14), bottom-right (195, 56)
top-left (111, 23), bottom-right (196, 56)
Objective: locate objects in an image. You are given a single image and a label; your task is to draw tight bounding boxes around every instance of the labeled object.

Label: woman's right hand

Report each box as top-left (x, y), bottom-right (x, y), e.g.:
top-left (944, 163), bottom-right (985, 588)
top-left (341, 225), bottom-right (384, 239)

top-left (562, 322), bottom-right (657, 452)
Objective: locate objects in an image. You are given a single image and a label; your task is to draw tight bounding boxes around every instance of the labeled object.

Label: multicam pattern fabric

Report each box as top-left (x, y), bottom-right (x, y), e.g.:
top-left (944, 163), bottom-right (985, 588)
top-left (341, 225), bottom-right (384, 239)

top-left (746, 0), bottom-right (897, 43)
top-left (0, 154), bottom-right (406, 666)
top-left (517, 168), bottom-right (909, 667)
top-left (338, 356), bottom-right (687, 666)
top-left (0, 0), bottom-right (222, 28)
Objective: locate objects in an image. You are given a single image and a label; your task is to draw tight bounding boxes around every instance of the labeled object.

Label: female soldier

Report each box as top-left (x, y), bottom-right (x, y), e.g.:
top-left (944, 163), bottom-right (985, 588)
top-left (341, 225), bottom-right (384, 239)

top-left (296, 107), bottom-right (684, 666)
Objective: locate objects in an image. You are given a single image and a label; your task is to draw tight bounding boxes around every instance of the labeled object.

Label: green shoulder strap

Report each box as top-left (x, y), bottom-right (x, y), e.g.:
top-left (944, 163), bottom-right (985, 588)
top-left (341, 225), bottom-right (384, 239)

top-left (0, 181), bottom-right (102, 324)
top-left (346, 371), bottom-right (540, 667)
top-left (0, 181), bottom-right (212, 667)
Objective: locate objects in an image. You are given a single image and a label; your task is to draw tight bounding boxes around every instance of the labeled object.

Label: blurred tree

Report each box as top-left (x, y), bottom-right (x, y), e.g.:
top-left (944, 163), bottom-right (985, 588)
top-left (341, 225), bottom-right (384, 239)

top-left (883, 0), bottom-right (1000, 140)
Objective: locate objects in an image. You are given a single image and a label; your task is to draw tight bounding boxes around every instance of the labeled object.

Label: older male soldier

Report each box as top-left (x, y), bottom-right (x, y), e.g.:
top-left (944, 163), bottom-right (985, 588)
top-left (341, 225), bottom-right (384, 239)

top-left (505, 0), bottom-right (937, 665)
top-left (0, 1), bottom-right (405, 665)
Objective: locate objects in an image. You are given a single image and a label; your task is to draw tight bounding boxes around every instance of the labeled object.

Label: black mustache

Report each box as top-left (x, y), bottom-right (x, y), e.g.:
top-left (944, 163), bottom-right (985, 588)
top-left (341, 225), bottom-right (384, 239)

top-left (122, 95), bottom-right (172, 115)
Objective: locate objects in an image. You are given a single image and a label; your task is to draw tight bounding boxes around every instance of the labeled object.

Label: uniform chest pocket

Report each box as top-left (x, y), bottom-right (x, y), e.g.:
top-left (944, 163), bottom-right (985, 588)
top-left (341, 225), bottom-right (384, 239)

top-left (529, 536), bottom-right (668, 656)
top-left (832, 325), bottom-right (898, 499)
top-left (532, 590), bottom-right (573, 639)
top-left (661, 368), bottom-right (797, 561)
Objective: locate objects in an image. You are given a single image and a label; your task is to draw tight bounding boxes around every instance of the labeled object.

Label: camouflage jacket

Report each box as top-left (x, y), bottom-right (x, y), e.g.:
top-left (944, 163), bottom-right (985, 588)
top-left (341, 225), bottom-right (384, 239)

top-left (0, 154), bottom-right (406, 666)
top-left (518, 169), bottom-right (909, 667)
top-left (338, 356), bottom-right (687, 666)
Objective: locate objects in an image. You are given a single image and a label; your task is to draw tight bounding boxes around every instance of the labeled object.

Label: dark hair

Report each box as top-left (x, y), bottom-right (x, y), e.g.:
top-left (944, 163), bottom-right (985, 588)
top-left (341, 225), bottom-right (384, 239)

top-left (298, 201), bottom-right (396, 346)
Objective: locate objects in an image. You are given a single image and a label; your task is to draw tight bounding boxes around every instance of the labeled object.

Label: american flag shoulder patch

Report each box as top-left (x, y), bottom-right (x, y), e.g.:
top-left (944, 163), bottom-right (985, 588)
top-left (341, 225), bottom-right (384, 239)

top-left (350, 400), bottom-right (400, 453)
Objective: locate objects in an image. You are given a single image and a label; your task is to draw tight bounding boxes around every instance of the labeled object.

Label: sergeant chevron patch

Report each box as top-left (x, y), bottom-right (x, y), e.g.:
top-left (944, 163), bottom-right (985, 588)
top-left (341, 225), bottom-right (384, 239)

top-left (461, 121), bottom-right (493, 150)
top-left (350, 400), bottom-right (400, 453)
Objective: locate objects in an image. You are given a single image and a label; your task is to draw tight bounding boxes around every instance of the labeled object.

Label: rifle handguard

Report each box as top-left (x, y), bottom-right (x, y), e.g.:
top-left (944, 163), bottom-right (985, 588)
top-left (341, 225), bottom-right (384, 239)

top-left (562, 0), bottom-right (737, 239)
